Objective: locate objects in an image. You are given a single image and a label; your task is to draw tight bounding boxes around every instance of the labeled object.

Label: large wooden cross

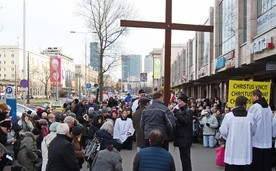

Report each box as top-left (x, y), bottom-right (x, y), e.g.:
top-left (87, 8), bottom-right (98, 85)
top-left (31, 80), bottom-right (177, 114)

top-left (121, 0), bottom-right (213, 105)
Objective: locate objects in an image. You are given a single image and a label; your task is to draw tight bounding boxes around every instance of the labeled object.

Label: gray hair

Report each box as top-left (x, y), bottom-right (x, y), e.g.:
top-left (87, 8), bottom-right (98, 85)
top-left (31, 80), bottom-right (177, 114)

top-left (64, 116), bottom-right (75, 124)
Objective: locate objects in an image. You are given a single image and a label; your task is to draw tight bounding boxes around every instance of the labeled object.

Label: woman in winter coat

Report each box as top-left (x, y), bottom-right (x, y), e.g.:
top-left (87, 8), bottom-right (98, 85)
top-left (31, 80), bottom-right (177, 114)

top-left (71, 125), bottom-right (85, 169)
top-left (90, 141), bottom-right (122, 171)
top-left (41, 122), bottom-right (59, 171)
top-left (17, 132), bottom-right (39, 171)
top-left (88, 115), bottom-right (104, 139)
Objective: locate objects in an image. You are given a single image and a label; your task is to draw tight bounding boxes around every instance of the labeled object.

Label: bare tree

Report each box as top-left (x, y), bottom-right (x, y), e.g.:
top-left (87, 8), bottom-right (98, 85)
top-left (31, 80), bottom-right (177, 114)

top-left (77, 0), bottom-right (136, 102)
top-left (32, 64), bottom-right (51, 99)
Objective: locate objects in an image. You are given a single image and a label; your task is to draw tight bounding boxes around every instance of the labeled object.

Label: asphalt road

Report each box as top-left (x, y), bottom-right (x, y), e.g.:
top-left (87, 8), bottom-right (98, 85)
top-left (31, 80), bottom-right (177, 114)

top-left (82, 142), bottom-right (224, 171)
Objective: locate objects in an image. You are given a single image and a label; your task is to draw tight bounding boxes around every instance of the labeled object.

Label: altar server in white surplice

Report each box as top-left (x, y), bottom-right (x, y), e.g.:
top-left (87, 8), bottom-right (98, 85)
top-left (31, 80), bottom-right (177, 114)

top-left (113, 109), bottom-right (135, 150)
top-left (220, 96), bottom-right (256, 171)
top-left (272, 114), bottom-right (276, 148)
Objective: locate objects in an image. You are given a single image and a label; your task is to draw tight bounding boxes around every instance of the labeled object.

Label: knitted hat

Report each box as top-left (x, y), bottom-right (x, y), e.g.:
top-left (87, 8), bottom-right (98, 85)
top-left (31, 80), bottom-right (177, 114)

top-left (201, 109), bottom-right (211, 116)
top-left (49, 122), bottom-right (59, 132)
top-left (178, 94), bottom-right (189, 103)
top-left (138, 89), bottom-right (145, 94)
top-left (139, 98), bottom-right (151, 105)
top-left (72, 125), bottom-right (83, 136)
top-left (36, 108), bottom-right (43, 114)
top-left (0, 119), bottom-right (11, 129)
top-left (38, 119), bottom-right (48, 125)
top-left (102, 108), bottom-right (108, 113)
top-left (56, 123), bottom-right (69, 135)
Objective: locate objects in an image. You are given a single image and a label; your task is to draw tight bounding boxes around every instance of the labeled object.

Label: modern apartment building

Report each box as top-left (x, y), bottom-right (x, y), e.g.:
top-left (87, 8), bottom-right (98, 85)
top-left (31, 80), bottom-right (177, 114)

top-left (121, 55), bottom-right (142, 92)
top-left (90, 42), bottom-right (100, 71)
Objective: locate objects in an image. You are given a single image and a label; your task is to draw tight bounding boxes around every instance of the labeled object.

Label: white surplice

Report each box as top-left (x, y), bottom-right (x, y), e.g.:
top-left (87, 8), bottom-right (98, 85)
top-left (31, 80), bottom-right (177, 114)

top-left (220, 112), bottom-right (256, 165)
top-left (113, 117), bottom-right (135, 144)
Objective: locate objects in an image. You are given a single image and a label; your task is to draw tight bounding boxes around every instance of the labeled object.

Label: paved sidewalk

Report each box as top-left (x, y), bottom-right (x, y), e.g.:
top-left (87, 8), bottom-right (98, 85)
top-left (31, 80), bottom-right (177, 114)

top-left (82, 142), bottom-right (225, 171)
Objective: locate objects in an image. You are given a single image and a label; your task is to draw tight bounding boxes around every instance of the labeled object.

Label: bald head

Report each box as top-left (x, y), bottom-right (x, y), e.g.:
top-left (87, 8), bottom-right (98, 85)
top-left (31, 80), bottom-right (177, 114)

top-left (149, 129), bottom-right (163, 146)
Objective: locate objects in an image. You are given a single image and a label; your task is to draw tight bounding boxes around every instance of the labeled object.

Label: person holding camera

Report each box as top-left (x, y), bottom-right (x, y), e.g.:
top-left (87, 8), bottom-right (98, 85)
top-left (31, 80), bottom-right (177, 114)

top-left (172, 94), bottom-right (193, 171)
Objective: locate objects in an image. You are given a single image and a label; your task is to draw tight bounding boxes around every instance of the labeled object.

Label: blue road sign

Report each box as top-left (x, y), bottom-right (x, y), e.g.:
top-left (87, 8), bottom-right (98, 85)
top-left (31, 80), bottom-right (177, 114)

top-left (5, 87), bottom-right (13, 94)
top-left (86, 83), bottom-right (92, 89)
top-left (20, 79), bottom-right (29, 88)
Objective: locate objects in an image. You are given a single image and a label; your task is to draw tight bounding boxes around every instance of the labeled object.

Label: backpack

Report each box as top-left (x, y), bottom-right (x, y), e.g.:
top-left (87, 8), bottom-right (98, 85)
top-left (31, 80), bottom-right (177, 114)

top-left (84, 136), bottom-right (101, 163)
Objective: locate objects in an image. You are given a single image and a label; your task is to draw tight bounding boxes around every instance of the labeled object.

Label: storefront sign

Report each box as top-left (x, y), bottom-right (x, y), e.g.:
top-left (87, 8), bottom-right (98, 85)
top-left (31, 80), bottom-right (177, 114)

top-left (216, 56), bottom-right (226, 70)
top-left (250, 37), bottom-right (273, 54)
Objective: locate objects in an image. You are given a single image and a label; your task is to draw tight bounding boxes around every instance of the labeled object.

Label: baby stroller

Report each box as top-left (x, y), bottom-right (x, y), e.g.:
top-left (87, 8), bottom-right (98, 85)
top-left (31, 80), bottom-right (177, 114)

top-left (84, 135), bottom-right (101, 169)
top-left (85, 129), bottom-right (119, 170)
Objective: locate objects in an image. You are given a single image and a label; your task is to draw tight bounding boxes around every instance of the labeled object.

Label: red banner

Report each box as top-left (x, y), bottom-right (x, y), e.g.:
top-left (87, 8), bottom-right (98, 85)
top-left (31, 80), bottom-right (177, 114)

top-left (50, 57), bottom-right (61, 84)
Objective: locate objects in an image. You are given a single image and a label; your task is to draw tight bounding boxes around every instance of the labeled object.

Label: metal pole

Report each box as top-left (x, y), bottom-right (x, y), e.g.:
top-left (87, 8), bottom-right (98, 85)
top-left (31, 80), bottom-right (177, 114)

top-left (56, 71), bottom-right (58, 101)
top-left (84, 33), bottom-right (87, 97)
top-left (15, 65), bottom-right (17, 99)
top-left (78, 75), bottom-right (81, 99)
top-left (27, 52), bottom-right (30, 104)
top-left (23, 0), bottom-right (26, 105)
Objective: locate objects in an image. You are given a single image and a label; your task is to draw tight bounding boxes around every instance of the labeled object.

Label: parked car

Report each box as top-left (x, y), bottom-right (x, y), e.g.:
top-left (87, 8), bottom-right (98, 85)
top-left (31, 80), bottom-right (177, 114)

top-left (21, 95), bottom-right (36, 99)
top-left (17, 103), bottom-right (36, 118)
top-left (42, 101), bottom-right (64, 112)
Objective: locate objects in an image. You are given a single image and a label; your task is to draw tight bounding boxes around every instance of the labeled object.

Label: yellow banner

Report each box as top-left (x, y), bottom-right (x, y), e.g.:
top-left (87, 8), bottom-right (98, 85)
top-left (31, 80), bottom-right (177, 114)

top-left (227, 80), bottom-right (271, 108)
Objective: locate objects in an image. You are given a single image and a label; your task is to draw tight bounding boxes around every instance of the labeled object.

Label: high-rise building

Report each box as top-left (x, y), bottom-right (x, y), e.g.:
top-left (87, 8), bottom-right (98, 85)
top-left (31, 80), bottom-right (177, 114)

top-left (144, 55), bottom-right (153, 73)
top-left (121, 55), bottom-right (142, 82)
top-left (90, 42), bottom-right (100, 71)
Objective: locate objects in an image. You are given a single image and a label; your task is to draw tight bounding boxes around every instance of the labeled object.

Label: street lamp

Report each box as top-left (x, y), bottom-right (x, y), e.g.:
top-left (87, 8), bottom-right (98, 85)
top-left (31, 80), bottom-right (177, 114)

top-left (70, 31), bottom-right (88, 87)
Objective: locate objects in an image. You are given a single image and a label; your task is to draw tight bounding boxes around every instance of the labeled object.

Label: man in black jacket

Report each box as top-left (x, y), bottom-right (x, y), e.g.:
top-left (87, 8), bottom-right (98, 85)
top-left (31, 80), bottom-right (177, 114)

top-left (46, 123), bottom-right (80, 171)
top-left (173, 94), bottom-right (193, 171)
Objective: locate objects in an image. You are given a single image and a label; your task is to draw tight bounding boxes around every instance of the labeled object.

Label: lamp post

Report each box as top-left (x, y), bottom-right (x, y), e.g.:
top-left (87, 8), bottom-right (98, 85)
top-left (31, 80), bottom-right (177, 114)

top-left (23, 0), bottom-right (26, 105)
top-left (70, 31), bottom-right (88, 87)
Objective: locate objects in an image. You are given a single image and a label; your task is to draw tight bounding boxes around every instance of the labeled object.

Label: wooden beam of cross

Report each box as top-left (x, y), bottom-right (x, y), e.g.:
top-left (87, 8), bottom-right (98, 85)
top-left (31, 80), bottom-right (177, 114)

top-left (121, 0), bottom-right (213, 105)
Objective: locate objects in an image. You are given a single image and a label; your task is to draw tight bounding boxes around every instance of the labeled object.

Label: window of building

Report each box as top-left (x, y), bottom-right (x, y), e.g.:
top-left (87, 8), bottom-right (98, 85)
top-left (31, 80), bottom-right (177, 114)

top-left (257, 0), bottom-right (276, 16)
top-left (0, 54), bottom-right (1, 57)
top-left (3, 61), bottom-right (6, 64)
top-left (3, 54), bottom-right (6, 57)
top-left (218, 0), bottom-right (236, 55)
top-left (11, 68), bottom-right (14, 71)
top-left (242, 0), bottom-right (247, 43)
top-left (11, 74), bottom-right (14, 77)
top-left (11, 61), bottom-right (14, 64)
top-left (11, 54), bottom-right (14, 57)
top-left (3, 74), bottom-right (6, 77)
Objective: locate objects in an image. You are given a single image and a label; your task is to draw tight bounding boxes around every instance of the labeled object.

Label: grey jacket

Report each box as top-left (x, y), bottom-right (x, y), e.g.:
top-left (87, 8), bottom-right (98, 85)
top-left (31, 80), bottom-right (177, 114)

top-left (141, 100), bottom-right (176, 140)
top-left (17, 132), bottom-right (38, 171)
top-left (91, 148), bottom-right (122, 171)
top-left (200, 114), bottom-right (218, 135)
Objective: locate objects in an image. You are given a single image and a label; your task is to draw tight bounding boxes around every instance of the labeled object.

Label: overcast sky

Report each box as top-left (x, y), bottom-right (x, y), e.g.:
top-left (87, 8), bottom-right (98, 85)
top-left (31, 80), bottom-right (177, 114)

top-left (0, 0), bottom-right (214, 78)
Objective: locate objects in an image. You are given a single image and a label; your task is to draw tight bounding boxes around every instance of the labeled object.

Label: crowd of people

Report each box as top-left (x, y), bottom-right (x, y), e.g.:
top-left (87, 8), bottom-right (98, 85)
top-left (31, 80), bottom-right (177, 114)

top-left (0, 88), bottom-right (275, 171)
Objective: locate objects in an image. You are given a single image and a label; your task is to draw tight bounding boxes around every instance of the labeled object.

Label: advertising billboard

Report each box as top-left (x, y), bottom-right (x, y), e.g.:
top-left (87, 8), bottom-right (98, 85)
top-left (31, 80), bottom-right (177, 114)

top-left (50, 57), bottom-right (61, 83)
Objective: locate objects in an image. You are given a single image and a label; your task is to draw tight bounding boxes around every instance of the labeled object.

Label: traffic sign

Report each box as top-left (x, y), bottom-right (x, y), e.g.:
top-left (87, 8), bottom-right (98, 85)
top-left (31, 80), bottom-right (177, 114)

top-left (86, 83), bottom-right (92, 89)
top-left (5, 86), bottom-right (13, 99)
top-left (20, 79), bottom-right (29, 88)
top-left (5, 86), bottom-right (13, 94)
